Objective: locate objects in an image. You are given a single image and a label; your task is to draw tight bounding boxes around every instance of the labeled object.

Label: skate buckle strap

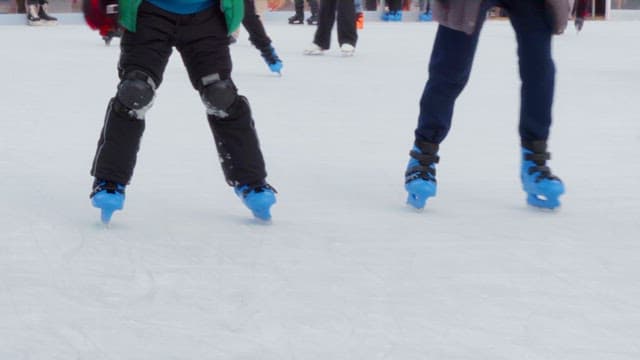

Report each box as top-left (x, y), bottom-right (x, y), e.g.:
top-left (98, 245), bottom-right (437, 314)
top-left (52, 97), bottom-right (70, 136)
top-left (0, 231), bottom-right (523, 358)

top-left (90, 181), bottom-right (125, 198)
top-left (406, 150), bottom-right (439, 183)
top-left (409, 150), bottom-right (439, 165)
top-left (524, 151), bottom-right (560, 182)
top-left (239, 183), bottom-right (277, 197)
top-left (525, 152), bottom-right (551, 165)
top-left (405, 166), bottom-right (437, 183)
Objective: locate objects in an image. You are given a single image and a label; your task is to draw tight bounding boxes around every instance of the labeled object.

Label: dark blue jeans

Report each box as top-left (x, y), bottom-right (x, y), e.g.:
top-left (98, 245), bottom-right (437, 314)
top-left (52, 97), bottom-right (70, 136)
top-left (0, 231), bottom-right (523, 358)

top-left (415, 0), bottom-right (555, 144)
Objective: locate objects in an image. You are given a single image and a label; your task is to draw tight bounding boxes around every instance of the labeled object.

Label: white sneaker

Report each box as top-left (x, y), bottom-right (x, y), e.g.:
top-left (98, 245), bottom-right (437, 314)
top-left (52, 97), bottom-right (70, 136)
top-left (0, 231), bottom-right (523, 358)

top-left (340, 43), bottom-right (355, 57)
top-left (303, 43), bottom-right (325, 55)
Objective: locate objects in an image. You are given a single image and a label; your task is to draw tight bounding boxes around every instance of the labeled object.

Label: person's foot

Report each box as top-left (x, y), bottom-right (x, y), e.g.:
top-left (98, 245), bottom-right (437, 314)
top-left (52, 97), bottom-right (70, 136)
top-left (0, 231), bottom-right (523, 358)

top-left (303, 43), bottom-right (325, 55)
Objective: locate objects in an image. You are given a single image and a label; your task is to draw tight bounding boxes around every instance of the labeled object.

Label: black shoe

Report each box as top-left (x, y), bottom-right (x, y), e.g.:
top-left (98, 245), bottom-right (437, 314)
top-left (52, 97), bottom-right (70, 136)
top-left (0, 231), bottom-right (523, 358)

top-left (288, 14), bottom-right (304, 24)
top-left (26, 5), bottom-right (42, 26)
top-left (306, 14), bottom-right (318, 25)
top-left (38, 4), bottom-right (57, 25)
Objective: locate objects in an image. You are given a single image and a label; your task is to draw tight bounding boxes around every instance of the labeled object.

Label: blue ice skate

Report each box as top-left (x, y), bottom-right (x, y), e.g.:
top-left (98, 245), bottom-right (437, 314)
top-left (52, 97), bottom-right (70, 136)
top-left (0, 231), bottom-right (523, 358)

top-left (90, 180), bottom-right (126, 224)
top-left (419, 11), bottom-right (433, 21)
top-left (235, 182), bottom-right (277, 221)
top-left (521, 141), bottom-right (565, 209)
top-left (381, 10), bottom-right (402, 21)
top-left (405, 141), bottom-right (439, 210)
top-left (261, 46), bottom-right (283, 75)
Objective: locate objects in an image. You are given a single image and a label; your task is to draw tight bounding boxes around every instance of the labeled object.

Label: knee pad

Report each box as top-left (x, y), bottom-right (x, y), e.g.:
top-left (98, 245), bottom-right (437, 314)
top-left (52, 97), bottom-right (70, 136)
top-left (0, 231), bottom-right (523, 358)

top-left (116, 70), bottom-right (156, 120)
top-left (200, 75), bottom-right (238, 118)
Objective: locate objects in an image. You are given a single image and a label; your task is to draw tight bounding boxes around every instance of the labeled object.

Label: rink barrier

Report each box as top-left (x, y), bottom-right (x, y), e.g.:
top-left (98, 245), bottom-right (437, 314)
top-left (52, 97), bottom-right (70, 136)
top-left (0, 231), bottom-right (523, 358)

top-left (0, 11), bottom-right (424, 26)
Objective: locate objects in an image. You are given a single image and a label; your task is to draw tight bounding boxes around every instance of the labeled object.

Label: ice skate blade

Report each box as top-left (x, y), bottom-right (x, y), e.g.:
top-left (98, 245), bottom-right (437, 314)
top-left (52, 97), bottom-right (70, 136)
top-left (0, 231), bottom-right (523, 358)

top-left (526, 194), bottom-right (561, 210)
top-left (92, 193), bottom-right (124, 225)
top-left (100, 209), bottom-right (116, 224)
top-left (406, 202), bottom-right (426, 212)
top-left (304, 50), bottom-right (325, 56)
top-left (405, 179), bottom-right (436, 210)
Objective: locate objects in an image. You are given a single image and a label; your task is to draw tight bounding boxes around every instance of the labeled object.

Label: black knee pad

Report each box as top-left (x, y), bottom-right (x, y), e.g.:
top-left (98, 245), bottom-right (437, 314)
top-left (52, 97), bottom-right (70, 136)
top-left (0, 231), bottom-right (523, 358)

top-left (116, 70), bottom-right (156, 119)
top-left (200, 76), bottom-right (238, 118)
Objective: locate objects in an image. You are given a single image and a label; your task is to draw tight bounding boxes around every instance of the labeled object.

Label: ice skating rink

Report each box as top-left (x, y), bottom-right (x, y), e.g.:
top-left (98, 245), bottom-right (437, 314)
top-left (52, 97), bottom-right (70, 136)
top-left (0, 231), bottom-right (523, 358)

top-left (1, 20), bottom-right (639, 359)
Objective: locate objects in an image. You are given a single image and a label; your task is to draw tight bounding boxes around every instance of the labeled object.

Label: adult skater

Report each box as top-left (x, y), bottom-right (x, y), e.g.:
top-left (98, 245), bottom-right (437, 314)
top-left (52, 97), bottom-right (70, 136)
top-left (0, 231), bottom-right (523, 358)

top-left (240, 0), bottom-right (283, 74)
top-left (89, 0), bottom-right (277, 223)
top-left (404, 0), bottom-right (586, 210)
top-left (303, 0), bottom-right (357, 56)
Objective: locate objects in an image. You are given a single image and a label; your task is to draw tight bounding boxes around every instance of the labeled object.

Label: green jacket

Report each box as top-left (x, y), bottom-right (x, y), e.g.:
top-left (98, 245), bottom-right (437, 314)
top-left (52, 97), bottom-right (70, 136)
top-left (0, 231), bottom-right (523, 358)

top-left (118, 0), bottom-right (244, 34)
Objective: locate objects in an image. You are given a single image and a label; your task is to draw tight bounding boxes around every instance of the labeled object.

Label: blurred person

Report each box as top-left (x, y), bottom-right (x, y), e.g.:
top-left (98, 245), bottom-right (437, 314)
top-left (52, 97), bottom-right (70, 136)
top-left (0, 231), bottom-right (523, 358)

top-left (288, 0), bottom-right (319, 25)
top-left (355, 0), bottom-right (364, 29)
top-left (83, 0), bottom-right (122, 45)
top-left (404, 0), bottom-right (587, 210)
top-left (419, 0), bottom-right (433, 21)
top-left (381, 0), bottom-right (402, 21)
top-left (89, 0), bottom-right (277, 223)
top-left (26, 0), bottom-right (57, 25)
top-left (304, 0), bottom-right (357, 56)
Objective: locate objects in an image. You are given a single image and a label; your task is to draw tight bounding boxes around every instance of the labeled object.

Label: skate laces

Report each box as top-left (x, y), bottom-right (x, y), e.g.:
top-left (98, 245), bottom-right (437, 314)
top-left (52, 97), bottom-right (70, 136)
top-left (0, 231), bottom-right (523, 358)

top-left (405, 150), bottom-right (439, 183)
top-left (524, 151), bottom-right (560, 182)
top-left (90, 180), bottom-right (125, 198)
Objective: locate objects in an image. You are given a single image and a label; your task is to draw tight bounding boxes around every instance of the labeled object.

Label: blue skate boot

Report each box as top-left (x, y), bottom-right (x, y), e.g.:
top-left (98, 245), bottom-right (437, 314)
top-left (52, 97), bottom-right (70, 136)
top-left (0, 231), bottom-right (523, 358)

top-left (405, 140), bottom-right (439, 210)
top-left (261, 46), bottom-right (283, 75)
top-left (90, 179), bottom-right (126, 224)
top-left (381, 10), bottom-right (402, 21)
top-left (419, 11), bottom-right (433, 21)
top-left (235, 181), bottom-right (277, 221)
top-left (521, 140), bottom-right (565, 209)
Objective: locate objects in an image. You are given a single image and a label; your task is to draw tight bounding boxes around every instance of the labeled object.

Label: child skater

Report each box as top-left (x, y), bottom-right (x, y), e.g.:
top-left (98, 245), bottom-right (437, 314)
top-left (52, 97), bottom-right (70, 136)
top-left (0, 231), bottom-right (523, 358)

top-left (89, 0), bottom-right (277, 223)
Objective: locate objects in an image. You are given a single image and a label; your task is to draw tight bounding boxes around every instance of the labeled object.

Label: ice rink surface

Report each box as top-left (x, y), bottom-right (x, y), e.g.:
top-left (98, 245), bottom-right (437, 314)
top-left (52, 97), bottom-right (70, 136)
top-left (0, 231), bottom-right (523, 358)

top-left (1, 19), bottom-right (639, 359)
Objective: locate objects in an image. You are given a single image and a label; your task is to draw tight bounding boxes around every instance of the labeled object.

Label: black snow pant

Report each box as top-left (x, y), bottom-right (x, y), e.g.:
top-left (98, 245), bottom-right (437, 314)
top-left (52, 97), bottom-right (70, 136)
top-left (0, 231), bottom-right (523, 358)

top-left (385, 0), bottom-right (402, 12)
top-left (242, 0), bottom-right (272, 53)
top-left (91, 1), bottom-right (267, 187)
top-left (294, 0), bottom-right (319, 17)
top-left (313, 0), bottom-right (357, 50)
top-left (415, 0), bottom-right (555, 144)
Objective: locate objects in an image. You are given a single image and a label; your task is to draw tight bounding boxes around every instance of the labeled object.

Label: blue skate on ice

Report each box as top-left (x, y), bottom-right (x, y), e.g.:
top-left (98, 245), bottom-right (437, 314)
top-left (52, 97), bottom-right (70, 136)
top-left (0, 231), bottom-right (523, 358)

top-left (521, 141), bottom-right (565, 209)
top-left (405, 141), bottom-right (439, 210)
top-left (419, 11), bottom-right (433, 21)
top-left (235, 182), bottom-right (277, 221)
top-left (90, 179), bottom-right (126, 224)
top-left (261, 46), bottom-right (283, 75)
top-left (381, 10), bottom-right (402, 21)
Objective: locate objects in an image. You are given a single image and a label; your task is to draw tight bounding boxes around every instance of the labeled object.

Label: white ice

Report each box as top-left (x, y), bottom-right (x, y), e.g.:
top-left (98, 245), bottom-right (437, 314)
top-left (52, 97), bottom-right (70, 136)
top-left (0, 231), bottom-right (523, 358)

top-left (1, 19), bottom-right (639, 359)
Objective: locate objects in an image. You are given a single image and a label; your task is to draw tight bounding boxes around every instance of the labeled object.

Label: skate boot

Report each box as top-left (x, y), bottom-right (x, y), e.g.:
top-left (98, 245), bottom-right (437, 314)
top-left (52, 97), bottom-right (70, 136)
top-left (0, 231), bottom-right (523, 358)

top-left (26, 4), bottom-right (42, 26)
top-left (340, 43), bottom-right (355, 57)
top-left (419, 11), bottom-right (433, 21)
top-left (520, 140), bottom-right (565, 209)
top-left (261, 46), bottom-right (283, 74)
top-left (306, 14), bottom-right (318, 25)
top-left (405, 140), bottom-right (439, 209)
top-left (235, 182), bottom-right (277, 221)
top-left (382, 10), bottom-right (402, 22)
top-left (288, 13), bottom-right (304, 24)
top-left (90, 179), bottom-right (126, 224)
top-left (303, 43), bottom-right (325, 55)
top-left (38, 2), bottom-right (58, 25)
